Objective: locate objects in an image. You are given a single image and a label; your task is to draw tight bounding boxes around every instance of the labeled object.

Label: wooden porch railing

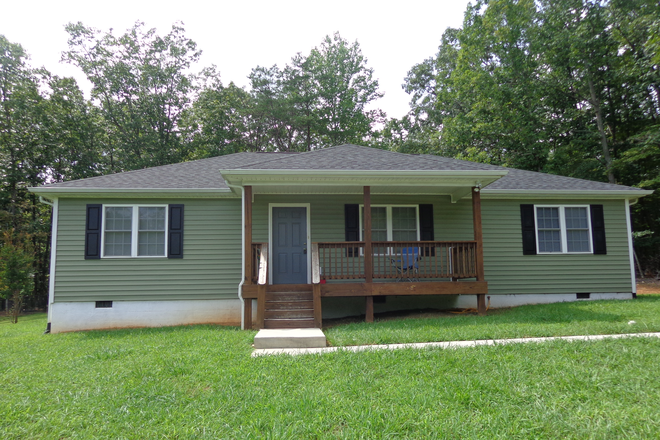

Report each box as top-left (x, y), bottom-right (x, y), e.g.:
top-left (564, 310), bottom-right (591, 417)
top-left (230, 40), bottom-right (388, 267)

top-left (316, 241), bottom-right (478, 280)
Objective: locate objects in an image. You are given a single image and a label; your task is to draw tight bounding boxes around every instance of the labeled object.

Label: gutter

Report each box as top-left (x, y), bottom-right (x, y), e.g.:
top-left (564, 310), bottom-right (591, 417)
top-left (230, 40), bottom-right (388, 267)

top-left (481, 189), bottom-right (654, 200)
top-left (28, 187), bottom-right (234, 199)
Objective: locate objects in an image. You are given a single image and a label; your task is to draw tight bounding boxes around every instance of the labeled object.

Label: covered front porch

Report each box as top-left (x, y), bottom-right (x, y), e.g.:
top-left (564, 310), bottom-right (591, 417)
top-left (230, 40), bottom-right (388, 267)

top-left (235, 182), bottom-right (492, 330)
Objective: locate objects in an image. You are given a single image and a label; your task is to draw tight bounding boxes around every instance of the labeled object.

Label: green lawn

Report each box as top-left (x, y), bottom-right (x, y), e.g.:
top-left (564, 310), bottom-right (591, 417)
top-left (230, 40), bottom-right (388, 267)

top-left (325, 295), bottom-right (660, 346)
top-left (2, 300), bottom-right (660, 439)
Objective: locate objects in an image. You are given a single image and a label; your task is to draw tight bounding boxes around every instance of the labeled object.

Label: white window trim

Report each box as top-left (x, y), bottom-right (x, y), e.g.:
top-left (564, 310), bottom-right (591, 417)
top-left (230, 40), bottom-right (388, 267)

top-left (101, 204), bottom-right (168, 258)
top-left (534, 205), bottom-right (593, 254)
top-left (359, 205), bottom-right (421, 242)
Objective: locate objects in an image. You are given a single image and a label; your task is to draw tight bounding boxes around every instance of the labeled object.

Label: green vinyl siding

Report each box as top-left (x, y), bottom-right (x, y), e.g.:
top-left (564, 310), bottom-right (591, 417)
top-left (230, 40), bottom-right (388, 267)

top-left (253, 195), bottom-right (632, 295)
top-left (481, 199), bottom-right (632, 295)
top-left (54, 198), bottom-right (242, 302)
top-left (251, 194), bottom-right (474, 243)
top-left (53, 194), bottom-right (633, 303)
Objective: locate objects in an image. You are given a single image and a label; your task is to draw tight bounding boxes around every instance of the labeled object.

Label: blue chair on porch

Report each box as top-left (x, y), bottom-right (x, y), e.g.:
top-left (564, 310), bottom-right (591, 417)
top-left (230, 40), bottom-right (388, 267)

top-left (391, 247), bottom-right (420, 282)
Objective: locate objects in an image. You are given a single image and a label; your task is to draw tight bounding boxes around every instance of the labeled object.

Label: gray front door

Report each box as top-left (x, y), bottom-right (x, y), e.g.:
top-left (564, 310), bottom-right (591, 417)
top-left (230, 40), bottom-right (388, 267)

top-left (272, 207), bottom-right (308, 284)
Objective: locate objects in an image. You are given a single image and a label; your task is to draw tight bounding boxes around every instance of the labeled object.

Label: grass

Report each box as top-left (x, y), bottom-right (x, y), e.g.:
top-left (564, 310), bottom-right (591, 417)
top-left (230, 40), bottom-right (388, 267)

top-left (1, 299), bottom-right (659, 439)
top-left (325, 295), bottom-right (660, 346)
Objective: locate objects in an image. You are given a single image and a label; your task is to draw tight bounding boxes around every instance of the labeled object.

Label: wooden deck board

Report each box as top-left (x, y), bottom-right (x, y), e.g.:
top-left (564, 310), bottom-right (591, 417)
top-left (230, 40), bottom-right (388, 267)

top-left (245, 281), bottom-right (488, 298)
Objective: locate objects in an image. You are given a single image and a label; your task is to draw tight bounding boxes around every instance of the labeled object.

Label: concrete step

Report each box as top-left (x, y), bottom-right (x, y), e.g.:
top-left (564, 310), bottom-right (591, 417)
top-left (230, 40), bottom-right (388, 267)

top-left (254, 328), bottom-right (327, 349)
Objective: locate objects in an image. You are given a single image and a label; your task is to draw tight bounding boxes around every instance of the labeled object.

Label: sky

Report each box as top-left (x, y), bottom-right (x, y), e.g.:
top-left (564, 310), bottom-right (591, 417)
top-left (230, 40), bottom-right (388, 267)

top-left (2, 0), bottom-right (470, 120)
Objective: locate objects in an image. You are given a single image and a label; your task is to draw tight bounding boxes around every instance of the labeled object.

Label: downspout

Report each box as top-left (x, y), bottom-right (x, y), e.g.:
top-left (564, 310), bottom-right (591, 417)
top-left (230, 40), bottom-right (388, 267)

top-left (625, 199), bottom-right (637, 299)
top-left (39, 196), bottom-right (57, 333)
top-left (226, 183), bottom-right (246, 329)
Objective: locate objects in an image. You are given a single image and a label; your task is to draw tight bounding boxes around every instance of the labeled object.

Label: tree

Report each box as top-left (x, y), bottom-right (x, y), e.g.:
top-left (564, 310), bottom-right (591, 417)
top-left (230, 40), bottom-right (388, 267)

top-left (305, 33), bottom-right (384, 147)
top-left (0, 232), bottom-right (34, 323)
top-left (0, 36), bottom-right (45, 227)
top-left (63, 22), bottom-right (201, 171)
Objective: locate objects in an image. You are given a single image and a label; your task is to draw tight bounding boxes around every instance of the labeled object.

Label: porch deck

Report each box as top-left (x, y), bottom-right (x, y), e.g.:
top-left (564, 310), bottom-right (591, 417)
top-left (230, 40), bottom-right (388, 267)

top-left (243, 240), bottom-right (488, 329)
top-left (241, 185), bottom-right (487, 330)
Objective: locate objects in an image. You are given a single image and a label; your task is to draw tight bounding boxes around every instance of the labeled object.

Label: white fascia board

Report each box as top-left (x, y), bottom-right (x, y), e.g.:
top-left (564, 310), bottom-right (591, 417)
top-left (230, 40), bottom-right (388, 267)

top-left (219, 169), bottom-right (508, 186)
top-left (28, 187), bottom-right (235, 199)
top-left (481, 189), bottom-right (654, 200)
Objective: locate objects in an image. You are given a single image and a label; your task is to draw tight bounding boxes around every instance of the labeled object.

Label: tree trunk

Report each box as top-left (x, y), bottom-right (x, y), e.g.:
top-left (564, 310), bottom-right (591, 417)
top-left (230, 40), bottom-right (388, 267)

top-left (587, 75), bottom-right (615, 184)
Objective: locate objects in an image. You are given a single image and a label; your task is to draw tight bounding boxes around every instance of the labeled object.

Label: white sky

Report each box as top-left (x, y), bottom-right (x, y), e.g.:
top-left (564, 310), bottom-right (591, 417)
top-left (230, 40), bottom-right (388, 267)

top-left (2, 0), bottom-right (469, 120)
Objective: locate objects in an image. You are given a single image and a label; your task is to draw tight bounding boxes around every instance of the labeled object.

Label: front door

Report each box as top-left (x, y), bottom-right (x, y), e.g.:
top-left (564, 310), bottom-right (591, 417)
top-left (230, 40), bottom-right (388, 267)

top-left (272, 207), bottom-right (308, 284)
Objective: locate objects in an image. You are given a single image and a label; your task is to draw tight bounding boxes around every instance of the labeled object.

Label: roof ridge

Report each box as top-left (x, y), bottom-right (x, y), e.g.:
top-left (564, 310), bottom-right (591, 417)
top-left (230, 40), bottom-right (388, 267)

top-left (230, 144), bottom-right (428, 170)
top-left (225, 151), bottom-right (309, 169)
top-left (230, 145), bottom-right (351, 169)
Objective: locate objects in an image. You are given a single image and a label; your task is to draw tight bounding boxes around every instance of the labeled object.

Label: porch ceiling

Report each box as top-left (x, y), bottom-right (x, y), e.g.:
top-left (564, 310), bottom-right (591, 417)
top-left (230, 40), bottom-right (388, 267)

top-left (220, 170), bottom-right (507, 201)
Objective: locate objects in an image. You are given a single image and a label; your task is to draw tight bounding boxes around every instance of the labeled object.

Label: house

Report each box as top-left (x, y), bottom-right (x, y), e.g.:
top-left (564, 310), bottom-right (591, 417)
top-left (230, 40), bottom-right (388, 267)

top-left (29, 144), bottom-right (652, 333)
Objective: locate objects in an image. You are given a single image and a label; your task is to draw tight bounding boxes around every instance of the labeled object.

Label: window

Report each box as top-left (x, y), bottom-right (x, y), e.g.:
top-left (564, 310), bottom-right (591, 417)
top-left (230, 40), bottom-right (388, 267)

top-left (360, 205), bottom-right (420, 242)
top-left (102, 205), bottom-right (167, 257)
top-left (535, 206), bottom-right (592, 254)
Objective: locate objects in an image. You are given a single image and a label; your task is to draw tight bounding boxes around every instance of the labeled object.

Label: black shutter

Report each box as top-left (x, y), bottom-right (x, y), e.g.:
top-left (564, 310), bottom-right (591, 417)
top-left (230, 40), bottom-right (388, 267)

top-left (345, 204), bottom-right (359, 257)
top-left (590, 204), bottom-right (606, 255)
top-left (520, 204), bottom-right (537, 255)
top-left (419, 204), bottom-right (435, 256)
top-left (85, 204), bottom-right (102, 259)
top-left (168, 204), bottom-right (184, 259)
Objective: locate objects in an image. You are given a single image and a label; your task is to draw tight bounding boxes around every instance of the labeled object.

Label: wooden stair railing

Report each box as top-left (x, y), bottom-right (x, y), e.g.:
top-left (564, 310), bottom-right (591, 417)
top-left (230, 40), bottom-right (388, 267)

top-left (256, 243), bottom-right (268, 329)
top-left (254, 243), bottom-right (318, 329)
top-left (311, 243), bottom-right (322, 328)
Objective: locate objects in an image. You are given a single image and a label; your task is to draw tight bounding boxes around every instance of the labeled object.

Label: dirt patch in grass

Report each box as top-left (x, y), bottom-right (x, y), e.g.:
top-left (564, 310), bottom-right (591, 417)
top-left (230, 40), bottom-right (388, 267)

top-left (322, 308), bottom-right (483, 328)
top-left (638, 278), bottom-right (660, 294)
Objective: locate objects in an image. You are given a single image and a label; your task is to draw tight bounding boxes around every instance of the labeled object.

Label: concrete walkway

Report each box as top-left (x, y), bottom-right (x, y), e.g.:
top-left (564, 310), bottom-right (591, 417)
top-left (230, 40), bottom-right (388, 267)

top-left (252, 332), bottom-right (660, 357)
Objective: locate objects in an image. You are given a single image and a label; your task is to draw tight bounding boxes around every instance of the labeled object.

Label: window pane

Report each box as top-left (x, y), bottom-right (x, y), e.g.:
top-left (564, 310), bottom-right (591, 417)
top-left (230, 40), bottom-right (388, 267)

top-left (567, 230), bottom-right (590, 252)
top-left (565, 208), bottom-right (588, 229)
top-left (565, 207), bottom-right (590, 252)
top-left (362, 207), bottom-right (387, 241)
top-left (372, 230), bottom-right (388, 241)
top-left (537, 207), bottom-right (559, 229)
top-left (371, 207), bottom-right (387, 231)
top-left (392, 230), bottom-right (418, 241)
top-left (392, 207), bottom-right (416, 230)
top-left (104, 231), bottom-right (132, 256)
top-left (104, 207), bottom-right (132, 256)
top-left (392, 207), bottom-right (417, 242)
top-left (138, 232), bottom-right (166, 256)
top-left (105, 207), bottom-right (132, 231)
top-left (538, 230), bottom-right (561, 253)
top-left (139, 207), bottom-right (166, 231)
top-left (138, 207), bottom-right (166, 256)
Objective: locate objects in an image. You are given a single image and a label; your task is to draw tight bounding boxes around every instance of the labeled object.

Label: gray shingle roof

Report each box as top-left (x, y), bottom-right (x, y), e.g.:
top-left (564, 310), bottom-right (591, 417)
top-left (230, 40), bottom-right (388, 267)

top-left (36, 144), bottom-right (644, 193)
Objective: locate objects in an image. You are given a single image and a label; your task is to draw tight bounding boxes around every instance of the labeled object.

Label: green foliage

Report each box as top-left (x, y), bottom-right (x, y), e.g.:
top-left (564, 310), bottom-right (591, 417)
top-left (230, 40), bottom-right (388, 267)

top-left (0, 36), bottom-right (64, 308)
top-left (63, 21), bottom-right (201, 171)
top-left (182, 32), bottom-right (384, 155)
top-left (0, 232), bottom-right (34, 323)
